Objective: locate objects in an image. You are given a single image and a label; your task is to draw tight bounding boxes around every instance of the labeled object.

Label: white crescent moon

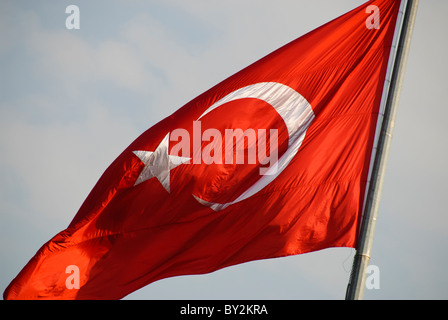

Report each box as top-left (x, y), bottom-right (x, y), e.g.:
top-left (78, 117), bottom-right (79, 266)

top-left (193, 82), bottom-right (315, 211)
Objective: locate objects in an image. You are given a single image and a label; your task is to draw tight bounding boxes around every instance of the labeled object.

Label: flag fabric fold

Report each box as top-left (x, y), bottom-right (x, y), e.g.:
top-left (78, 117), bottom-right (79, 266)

top-left (4, 0), bottom-right (401, 300)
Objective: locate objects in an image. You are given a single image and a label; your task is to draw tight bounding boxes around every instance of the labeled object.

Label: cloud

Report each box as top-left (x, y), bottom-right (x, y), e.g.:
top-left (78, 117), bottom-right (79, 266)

top-left (25, 22), bottom-right (153, 96)
top-left (0, 99), bottom-right (139, 223)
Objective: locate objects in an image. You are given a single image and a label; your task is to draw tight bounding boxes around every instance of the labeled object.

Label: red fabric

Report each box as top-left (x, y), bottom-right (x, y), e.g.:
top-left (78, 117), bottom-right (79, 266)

top-left (4, 0), bottom-right (401, 300)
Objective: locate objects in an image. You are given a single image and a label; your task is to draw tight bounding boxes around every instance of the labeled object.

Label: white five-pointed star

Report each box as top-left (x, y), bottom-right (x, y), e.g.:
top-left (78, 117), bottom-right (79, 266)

top-left (133, 133), bottom-right (190, 192)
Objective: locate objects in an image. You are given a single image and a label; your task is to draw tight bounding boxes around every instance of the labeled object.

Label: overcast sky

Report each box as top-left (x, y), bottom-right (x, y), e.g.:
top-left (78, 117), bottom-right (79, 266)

top-left (1, 0), bottom-right (447, 300)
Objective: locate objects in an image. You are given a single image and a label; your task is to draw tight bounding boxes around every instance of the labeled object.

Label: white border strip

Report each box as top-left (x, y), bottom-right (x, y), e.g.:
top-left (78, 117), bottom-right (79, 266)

top-left (361, 0), bottom-right (408, 218)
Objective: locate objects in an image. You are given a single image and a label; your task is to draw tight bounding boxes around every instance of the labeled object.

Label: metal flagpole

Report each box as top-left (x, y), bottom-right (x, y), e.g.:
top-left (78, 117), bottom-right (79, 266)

top-left (345, 0), bottom-right (419, 300)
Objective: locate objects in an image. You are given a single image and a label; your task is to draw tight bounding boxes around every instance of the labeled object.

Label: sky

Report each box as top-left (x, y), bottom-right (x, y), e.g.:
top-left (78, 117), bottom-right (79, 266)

top-left (0, 0), bottom-right (447, 300)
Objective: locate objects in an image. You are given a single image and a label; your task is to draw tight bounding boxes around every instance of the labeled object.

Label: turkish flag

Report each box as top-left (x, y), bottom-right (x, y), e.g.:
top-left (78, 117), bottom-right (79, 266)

top-left (4, 0), bottom-right (401, 299)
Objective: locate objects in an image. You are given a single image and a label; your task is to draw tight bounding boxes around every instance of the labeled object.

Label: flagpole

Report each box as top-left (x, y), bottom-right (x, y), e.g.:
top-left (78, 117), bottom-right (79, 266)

top-left (345, 0), bottom-right (419, 300)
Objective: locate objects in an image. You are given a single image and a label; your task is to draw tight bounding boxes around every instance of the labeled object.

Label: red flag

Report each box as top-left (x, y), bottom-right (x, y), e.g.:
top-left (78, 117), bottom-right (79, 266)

top-left (4, 0), bottom-right (401, 300)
